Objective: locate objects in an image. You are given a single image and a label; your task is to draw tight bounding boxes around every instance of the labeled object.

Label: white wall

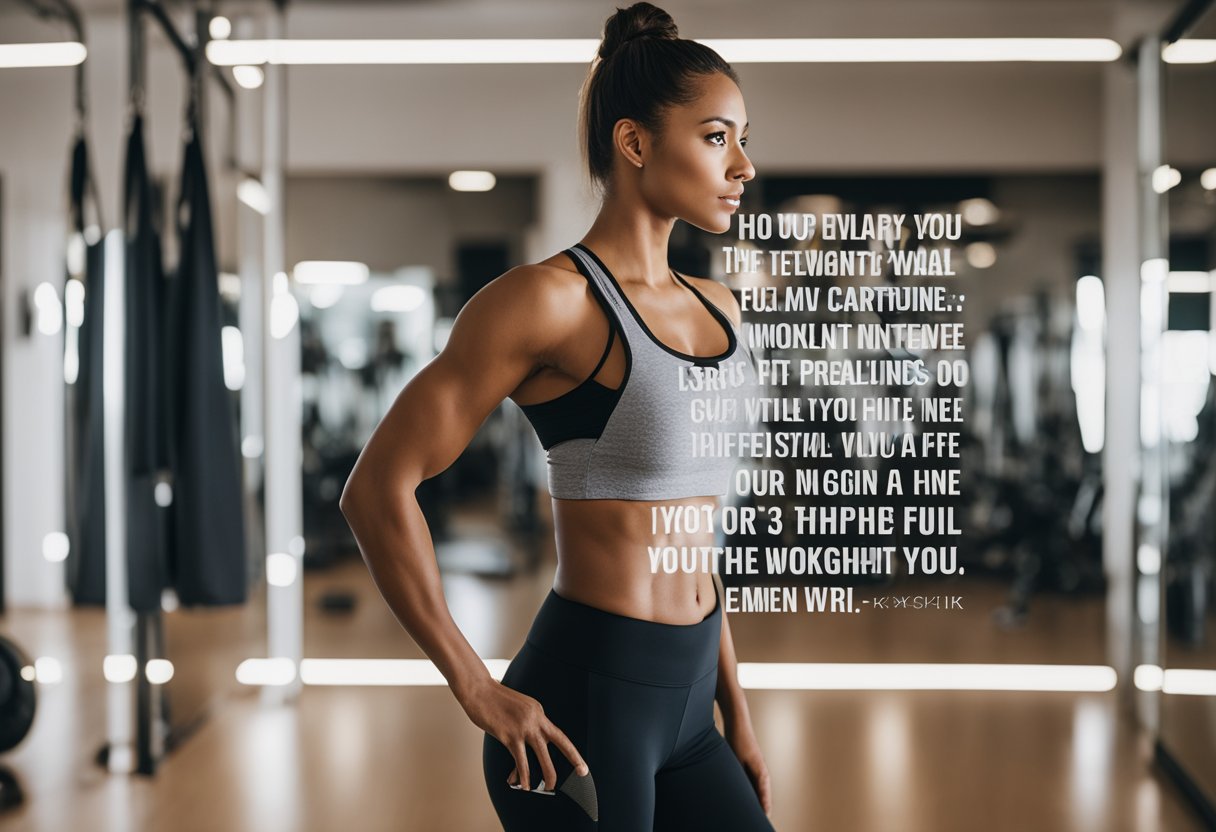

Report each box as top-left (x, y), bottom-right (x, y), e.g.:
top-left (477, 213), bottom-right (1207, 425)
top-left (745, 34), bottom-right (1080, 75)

top-left (1, 0), bottom-right (1210, 606)
top-left (284, 175), bottom-right (536, 276)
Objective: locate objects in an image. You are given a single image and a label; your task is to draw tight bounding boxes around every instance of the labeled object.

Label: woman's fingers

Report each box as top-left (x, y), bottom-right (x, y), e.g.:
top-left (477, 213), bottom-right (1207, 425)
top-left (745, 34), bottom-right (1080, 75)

top-left (509, 740), bottom-right (530, 790)
top-left (545, 722), bottom-right (590, 777)
top-left (531, 729), bottom-right (558, 792)
top-left (506, 724), bottom-right (591, 793)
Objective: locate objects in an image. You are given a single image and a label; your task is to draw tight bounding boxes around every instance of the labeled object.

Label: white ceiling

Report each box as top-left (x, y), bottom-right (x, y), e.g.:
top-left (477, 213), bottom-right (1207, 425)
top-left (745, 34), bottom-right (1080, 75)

top-left (2, 0), bottom-right (1204, 46)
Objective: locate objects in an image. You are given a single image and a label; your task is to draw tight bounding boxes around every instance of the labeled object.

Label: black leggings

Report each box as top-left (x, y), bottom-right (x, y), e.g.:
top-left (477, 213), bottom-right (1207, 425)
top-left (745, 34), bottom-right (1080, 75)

top-left (482, 585), bottom-right (775, 831)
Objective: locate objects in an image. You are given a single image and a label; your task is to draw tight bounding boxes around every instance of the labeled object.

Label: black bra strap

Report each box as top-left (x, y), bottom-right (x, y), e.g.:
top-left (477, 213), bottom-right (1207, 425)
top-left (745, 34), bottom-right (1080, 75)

top-left (586, 324), bottom-right (615, 383)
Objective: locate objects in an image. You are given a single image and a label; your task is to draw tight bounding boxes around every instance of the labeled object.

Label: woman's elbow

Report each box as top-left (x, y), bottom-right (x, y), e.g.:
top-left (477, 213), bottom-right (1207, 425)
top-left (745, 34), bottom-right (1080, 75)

top-left (339, 467), bottom-right (419, 521)
top-left (339, 473), bottom-right (378, 521)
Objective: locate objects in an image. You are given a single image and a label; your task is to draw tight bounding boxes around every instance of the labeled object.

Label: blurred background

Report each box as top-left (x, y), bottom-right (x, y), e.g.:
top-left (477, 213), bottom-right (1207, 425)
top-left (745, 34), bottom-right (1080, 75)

top-left (0, 0), bottom-right (1214, 830)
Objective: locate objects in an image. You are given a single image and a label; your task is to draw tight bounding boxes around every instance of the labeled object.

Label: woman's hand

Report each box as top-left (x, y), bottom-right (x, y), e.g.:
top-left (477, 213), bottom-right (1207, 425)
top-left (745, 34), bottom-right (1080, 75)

top-left (458, 678), bottom-right (589, 792)
top-left (725, 719), bottom-right (773, 816)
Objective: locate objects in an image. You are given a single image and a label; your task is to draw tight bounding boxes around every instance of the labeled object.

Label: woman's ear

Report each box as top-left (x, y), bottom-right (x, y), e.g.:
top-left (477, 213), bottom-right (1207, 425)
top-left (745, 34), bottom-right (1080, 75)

top-left (613, 118), bottom-right (647, 169)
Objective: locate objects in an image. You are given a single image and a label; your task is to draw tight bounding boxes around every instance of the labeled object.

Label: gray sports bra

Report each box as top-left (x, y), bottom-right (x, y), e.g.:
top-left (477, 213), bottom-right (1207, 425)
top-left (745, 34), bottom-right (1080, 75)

top-left (519, 243), bottom-right (761, 501)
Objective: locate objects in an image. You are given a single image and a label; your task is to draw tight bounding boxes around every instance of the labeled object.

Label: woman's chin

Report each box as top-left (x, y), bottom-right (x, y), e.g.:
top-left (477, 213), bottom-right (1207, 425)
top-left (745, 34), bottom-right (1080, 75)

top-left (687, 213), bottom-right (734, 235)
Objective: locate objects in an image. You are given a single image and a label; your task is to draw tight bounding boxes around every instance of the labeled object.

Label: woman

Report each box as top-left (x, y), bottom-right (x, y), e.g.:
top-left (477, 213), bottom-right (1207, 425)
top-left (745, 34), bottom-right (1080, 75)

top-left (340, 3), bottom-right (774, 829)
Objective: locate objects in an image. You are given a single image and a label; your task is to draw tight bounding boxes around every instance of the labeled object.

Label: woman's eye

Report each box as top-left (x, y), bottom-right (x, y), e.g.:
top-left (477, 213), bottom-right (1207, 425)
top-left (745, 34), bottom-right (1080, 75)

top-left (708, 132), bottom-right (749, 148)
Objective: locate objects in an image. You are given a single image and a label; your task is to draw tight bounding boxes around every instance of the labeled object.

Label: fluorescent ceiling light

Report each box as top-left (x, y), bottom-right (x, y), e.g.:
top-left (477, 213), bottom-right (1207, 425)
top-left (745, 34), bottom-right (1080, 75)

top-left (145, 659), bottom-right (175, 685)
top-left (266, 552), bottom-right (299, 587)
top-left (1134, 664), bottom-right (1164, 691)
top-left (1152, 164), bottom-right (1181, 193)
top-left (1075, 275), bottom-right (1104, 332)
top-left (218, 271), bottom-right (242, 299)
top-left (208, 38), bottom-right (594, 65)
top-left (293, 260), bottom-right (370, 285)
top-left (299, 658), bottom-right (511, 686)
top-left (449, 170), bottom-right (496, 192)
top-left (207, 38), bottom-right (1123, 66)
top-left (1163, 39), bottom-right (1216, 64)
top-left (34, 656), bottom-right (63, 684)
top-left (1141, 258), bottom-right (1168, 284)
top-left (959, 197), bottom-right (999, 226)
top-left (242, 435), bottom-right (264, 459)
top-left (1161, 668), bottom-right (1216, 696)
top-left (232, 64), bottom-right (265, 89)
top-left (103, 654), bottom-right (137, 683)
top-left (220, 325), bottom-right (245, 391)
top-left (1166, 271), bottom-right (1212, 292)
top-left (307, 283), bottom-right (345, 309)
top-left (269, 292), bottom-right (299, 339)
top-left (237, 177), bottom-right (271, 214)
top-left (1137, 542), bottom-right (1161, 574)
top-left (235, 657), bottom-right (297, 686)
top-left (0, 41), bottom-right (87, 68)
top-left (42, 531), bottom-right (70, 563)
top-left (737, 662), bottom-right (1117, 691)
top-left (965, 242), bottom-right (997, 269)
top-left (371, 284), bottom-right (427, 313)
top-left (237, 659), bottom-right (1117, 691)
top-left (704, 38), bottom-right (1122, 63)
top-left (209, 16), bottom-right (232, 41)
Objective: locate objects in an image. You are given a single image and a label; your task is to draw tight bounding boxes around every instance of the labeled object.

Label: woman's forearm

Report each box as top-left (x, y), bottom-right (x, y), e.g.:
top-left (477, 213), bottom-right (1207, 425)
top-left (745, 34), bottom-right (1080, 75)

top-left (340, 482), bottom-right (493, 704)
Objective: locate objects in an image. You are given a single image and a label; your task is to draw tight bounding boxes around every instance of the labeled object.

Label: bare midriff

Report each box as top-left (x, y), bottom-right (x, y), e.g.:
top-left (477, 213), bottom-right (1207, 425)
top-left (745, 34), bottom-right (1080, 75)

top-left (551, 495), bottom-right (721, 626)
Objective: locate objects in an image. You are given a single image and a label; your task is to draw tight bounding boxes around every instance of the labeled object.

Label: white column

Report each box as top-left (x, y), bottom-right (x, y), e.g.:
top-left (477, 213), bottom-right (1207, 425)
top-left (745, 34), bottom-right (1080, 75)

top-left (1101, 37), bottom-right (1141, 717)
top-left (1134, 34), bottom-right (1169, 733)
top-left (101, 229), bottom-right (135, 771)
top-left (261, 4), bottom-right (304, 705)
top-left (234, 14), bottom-right (267, 608)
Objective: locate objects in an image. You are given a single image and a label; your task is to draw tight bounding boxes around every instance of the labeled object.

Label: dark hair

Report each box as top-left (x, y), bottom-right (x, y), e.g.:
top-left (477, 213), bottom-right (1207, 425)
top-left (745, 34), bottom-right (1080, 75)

top-left (578, 3), bottom-right (740, 195)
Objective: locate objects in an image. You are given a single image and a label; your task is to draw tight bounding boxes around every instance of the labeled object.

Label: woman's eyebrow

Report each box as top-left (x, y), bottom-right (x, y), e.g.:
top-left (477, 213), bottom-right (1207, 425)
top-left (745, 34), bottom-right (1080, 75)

top-left (699, 116), bottom-right (750, 131)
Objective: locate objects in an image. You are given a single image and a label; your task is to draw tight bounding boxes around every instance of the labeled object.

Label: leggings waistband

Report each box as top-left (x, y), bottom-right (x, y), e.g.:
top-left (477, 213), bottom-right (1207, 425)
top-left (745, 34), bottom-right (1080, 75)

top-left (524, 585), bottom-right (722, 687)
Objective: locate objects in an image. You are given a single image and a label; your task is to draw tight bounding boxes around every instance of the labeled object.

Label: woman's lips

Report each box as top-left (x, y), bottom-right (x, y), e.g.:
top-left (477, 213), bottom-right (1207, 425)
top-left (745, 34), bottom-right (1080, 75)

top-left (719, 196), bottom-right (740, 208)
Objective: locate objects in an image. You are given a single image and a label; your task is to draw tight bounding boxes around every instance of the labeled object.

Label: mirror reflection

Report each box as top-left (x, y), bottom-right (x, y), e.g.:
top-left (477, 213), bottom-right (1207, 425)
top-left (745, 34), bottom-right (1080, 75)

top-left (1158, 2), bottom-right (1216, 812)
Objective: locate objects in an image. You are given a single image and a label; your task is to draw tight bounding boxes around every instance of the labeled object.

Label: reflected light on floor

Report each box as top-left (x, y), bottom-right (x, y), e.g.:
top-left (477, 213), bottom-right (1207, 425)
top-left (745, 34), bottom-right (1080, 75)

top-left (441, 572), bottom-right (509, 658)
top-left (866, 698), bottom-right (912, 832)
top-left (237, 706), bottom-right (302, 832)
top-left (1135, 777), bottom-right (1162, 830)
top-left (1069, 698), bottom-right (1113, 831)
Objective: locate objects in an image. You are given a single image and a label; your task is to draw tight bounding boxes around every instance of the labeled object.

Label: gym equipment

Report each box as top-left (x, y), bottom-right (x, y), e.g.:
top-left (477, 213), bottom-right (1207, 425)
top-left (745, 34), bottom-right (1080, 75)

top-left (0, 634), bottom-right (35, 813)
top-left (971, 290), bottom-right (1107, 627)
top-left (64, 129), bottom-right (109, 607)
top-left (1166, 377), bottom-right (1216, 646)
top-left (123, 110), bottom-right (173, 614)
top-left (0, 635), bottom-right (36, 754)
top-left (168, 110), bottom-right (247, 607)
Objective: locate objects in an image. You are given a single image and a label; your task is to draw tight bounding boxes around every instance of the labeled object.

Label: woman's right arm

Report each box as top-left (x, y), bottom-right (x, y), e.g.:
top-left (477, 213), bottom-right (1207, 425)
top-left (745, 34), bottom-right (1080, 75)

top-left (339, 266), bottom-right (588, 790)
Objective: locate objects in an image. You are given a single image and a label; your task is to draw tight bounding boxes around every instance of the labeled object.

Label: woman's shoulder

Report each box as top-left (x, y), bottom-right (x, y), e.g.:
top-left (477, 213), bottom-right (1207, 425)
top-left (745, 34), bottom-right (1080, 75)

top-left (486, 255), bottom-right (590, 311)
top-left (464, 255), bottom-right (598, 336)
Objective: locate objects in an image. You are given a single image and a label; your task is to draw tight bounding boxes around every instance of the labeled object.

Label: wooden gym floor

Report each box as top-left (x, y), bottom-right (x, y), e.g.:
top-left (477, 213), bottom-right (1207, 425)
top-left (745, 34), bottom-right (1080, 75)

top-left (0, 503), bottom-right (1208, 832)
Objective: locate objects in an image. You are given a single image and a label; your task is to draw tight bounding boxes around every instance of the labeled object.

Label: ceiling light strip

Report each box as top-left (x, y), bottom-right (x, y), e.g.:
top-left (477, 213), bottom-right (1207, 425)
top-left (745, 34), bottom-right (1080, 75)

top-left (205, 38), bottom-right (1125, 67)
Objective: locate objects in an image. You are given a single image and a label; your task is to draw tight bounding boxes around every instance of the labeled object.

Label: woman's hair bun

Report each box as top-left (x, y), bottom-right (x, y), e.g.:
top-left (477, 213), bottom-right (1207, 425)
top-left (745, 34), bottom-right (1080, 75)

top-left (598, 3), bottom-right (679, 61)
